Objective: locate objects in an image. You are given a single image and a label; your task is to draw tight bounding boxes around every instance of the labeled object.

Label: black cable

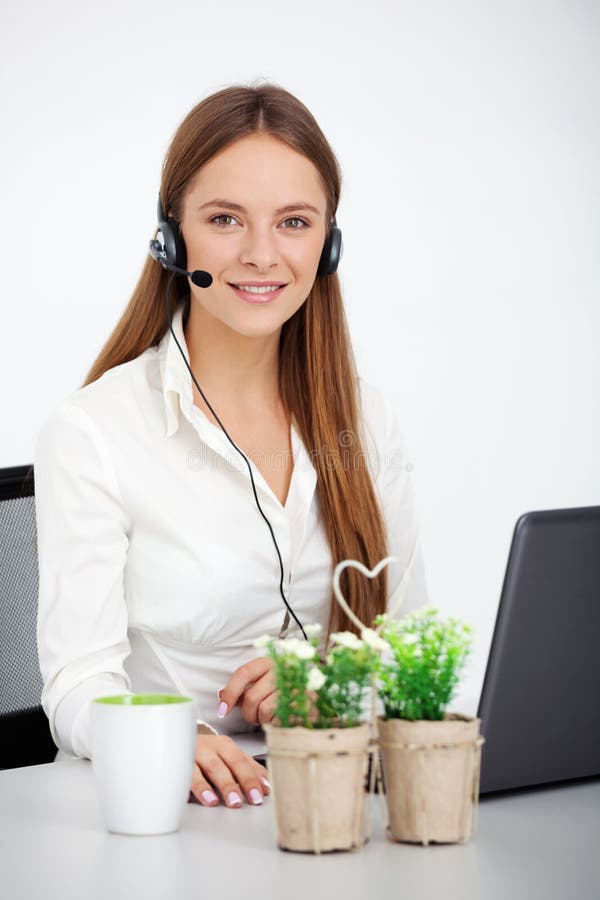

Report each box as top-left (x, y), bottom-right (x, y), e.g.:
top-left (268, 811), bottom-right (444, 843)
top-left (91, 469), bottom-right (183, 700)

top-left (164, 271), bottom-right (308, 641)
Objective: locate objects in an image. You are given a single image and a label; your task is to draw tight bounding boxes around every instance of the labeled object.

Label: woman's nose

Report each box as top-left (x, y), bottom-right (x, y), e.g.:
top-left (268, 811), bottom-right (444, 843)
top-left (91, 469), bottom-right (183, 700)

top-left (239, 228), bottom-right (281, 270)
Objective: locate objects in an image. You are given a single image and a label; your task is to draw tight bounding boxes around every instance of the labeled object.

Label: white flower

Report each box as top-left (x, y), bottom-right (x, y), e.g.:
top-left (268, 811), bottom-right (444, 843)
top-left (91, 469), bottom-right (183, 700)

top-left (330, 631), bottom-right (363, 651)
top-left (253, 634), bottom-right (274, 649)
top-left (361, 628), bottom-right (390, 652)
top-left (304, 623), bottom-right (322, 638)
top-left (306, 667), bottom-right (326, 691)
top-left (277, 637), bottom-right (316, 660)
top-left (403, 633), bottom-right (419, 645)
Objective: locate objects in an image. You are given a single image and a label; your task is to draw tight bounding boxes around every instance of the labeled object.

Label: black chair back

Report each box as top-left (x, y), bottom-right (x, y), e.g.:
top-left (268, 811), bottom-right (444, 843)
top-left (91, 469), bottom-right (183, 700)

top-left (0, 464), bottom-right (57, 768)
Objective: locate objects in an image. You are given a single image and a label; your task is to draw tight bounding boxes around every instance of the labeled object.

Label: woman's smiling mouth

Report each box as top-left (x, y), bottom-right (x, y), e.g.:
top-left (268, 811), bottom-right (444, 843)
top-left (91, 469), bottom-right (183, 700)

top-left (228, 283), bottom-right (288, 303)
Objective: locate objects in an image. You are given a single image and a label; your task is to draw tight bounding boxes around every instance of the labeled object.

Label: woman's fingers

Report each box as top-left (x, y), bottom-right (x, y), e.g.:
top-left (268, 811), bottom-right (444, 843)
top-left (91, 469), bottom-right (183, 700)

top-left (218, 657), bottom-right (273, 718)
top-left (202, 750), bottom-right (247, 807)
top-left (217, 735), bottom-right (270, 804)
top-left (191, 735), bottom-right (271, 808)
top-left (256, 694), bottom-right (278, 724)
top-left (239, 671), bottom-right (278, 724)
top-left (190, 761), bottom-right (220, 807)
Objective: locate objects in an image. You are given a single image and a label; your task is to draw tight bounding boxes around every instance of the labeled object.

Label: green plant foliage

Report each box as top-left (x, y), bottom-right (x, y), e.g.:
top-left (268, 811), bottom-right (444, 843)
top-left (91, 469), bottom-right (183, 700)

top-left (313, 641), bottom-right (379, 729)
top-left (255, 627), bottom-right (382, 729)
top-left (374, 606), bottom-right (474, 721)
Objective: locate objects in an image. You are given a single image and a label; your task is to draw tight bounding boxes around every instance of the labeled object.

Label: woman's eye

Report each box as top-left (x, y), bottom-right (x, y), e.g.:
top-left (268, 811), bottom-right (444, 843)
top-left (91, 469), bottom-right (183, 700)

top-left (211, 214), bottom-right (238, 226)
top-left (282, 217), bottom-right (309, 229)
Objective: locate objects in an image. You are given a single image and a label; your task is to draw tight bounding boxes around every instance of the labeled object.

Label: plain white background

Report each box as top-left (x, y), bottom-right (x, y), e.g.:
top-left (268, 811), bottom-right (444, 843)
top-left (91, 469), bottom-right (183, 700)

top-left (1, 0), bottom-right (599, 707)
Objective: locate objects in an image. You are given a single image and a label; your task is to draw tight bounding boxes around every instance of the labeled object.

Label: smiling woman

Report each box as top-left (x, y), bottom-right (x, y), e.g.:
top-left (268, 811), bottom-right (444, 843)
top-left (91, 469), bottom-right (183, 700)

top-left (33, 80), bottom-right (429, 814)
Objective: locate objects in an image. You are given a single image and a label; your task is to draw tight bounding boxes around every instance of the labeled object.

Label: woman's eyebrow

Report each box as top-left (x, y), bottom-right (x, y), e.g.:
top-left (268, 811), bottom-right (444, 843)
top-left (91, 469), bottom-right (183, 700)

top-left (198, 199), bottom-right (321, 216)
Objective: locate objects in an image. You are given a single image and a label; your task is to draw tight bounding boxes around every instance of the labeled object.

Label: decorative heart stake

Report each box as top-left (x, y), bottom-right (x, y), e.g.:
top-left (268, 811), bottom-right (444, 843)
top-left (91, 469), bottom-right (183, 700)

top-left (332, 511), bottom-right (422, 633)
top-left (332, 556), bottom-right (398, 634)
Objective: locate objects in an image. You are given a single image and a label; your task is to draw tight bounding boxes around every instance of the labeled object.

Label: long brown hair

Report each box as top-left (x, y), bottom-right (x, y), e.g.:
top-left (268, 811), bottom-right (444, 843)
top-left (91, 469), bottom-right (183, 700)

top-left (82, 80), bottom-right (390, 642)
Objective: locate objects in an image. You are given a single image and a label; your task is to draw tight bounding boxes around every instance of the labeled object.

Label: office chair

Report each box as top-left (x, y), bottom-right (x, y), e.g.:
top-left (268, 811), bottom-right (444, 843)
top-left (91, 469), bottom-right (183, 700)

top-left (0, 464), bottom-right (57, 768)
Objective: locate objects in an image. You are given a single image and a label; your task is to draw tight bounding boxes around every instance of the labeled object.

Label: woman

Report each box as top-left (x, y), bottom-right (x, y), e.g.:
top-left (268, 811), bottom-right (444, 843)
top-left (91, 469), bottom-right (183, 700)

top-left (34, 81), bottom-right (429, 810)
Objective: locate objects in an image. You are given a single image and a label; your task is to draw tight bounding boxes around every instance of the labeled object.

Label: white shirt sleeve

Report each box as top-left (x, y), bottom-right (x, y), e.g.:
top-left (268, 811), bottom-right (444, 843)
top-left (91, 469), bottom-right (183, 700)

top-left (34, 402), bottom-right (134, 759)
top-left (377, 390), bottom-right (430, 619)
top-left (35, 401), bottom-right (219, 759)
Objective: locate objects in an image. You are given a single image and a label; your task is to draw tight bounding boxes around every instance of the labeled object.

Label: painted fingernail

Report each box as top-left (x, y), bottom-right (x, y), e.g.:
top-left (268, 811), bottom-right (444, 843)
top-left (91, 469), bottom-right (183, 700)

top-left (260, 777), bottom-right (271, 789)
top-left (249, 788), bottom-right (263, 805)
top-left (217, 701), bottom-right (228, 718)
top-left (227, 791), bottom-right (242, 807)
top-left (201, 790), bottom-right (218, 804)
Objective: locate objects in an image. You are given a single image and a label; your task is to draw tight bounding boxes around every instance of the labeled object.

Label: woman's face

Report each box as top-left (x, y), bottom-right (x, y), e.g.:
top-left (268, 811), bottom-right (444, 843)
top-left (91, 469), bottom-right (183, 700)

top-left (178, 132), bottom-right (329, 338)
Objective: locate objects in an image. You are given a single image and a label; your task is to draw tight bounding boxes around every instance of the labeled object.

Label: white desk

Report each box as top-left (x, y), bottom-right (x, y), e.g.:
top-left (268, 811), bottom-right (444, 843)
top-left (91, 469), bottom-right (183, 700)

top-left (1, 753), bottom-right (599, 900)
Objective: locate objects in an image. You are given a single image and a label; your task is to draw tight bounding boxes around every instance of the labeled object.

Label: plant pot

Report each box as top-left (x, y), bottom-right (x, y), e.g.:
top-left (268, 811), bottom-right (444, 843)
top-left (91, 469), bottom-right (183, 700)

top-left (377, 713), bottom-right (484, 845)
top-left (262, 722), bottom-right (370, 853)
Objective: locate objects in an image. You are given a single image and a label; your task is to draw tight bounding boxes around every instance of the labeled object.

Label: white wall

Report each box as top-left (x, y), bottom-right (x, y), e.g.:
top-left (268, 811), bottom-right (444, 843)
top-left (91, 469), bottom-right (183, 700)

top-left (1, 0), bottom-right (599, 708)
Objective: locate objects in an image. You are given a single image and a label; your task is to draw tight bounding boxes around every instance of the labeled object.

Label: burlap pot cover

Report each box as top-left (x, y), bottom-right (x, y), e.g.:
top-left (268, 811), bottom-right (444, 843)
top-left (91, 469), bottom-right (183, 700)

top-left (263, 722), bottom-right (370, 853)
top-left (378, 713), bottom-right (484, 845)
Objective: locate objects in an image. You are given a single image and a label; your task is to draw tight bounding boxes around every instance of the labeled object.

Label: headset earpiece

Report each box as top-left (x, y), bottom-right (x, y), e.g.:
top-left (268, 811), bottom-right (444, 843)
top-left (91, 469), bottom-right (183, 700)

top-left (317, 216), bottom-right (343, 277)
top-left (156, 194), bottom-right (188, 270)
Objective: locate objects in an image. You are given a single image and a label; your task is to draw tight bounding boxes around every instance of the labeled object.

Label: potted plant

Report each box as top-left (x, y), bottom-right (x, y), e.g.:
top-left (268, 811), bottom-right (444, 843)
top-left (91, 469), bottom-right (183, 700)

top-left (374, 606), bottom-right (484, 845)
top-left (255, 623), bottom-right (386, 854)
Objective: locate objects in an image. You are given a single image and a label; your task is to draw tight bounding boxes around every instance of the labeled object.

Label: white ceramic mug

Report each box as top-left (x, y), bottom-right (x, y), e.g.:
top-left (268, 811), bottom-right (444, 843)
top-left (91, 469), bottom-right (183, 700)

top-left (91, 694), bottom-right (197, 835)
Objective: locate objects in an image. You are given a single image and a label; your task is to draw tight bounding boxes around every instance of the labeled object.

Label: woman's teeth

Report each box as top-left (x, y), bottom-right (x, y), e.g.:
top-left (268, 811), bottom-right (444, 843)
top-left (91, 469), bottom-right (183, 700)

top-left (233, 284), bottom-right (283, 294)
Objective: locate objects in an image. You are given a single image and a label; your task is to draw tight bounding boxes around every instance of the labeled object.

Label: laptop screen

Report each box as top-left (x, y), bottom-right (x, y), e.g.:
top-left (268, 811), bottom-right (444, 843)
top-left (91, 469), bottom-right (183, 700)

top-left (478, 505), bottom-right (600, 794)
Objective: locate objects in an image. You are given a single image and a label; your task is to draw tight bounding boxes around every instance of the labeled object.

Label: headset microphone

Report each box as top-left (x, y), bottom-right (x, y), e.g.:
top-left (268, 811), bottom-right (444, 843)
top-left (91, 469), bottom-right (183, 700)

top-left (148, 239), bottom-right (213, 288)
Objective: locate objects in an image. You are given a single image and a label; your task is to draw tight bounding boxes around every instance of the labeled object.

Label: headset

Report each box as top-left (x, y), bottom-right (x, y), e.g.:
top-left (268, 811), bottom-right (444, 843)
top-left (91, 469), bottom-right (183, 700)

top-left (149, 193), bottom-right (343, 641)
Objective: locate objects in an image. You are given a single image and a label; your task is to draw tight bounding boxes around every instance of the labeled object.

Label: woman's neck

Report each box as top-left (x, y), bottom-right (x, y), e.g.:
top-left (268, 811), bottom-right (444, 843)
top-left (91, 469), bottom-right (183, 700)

top-left (183, 299), bottom-right (286, 420)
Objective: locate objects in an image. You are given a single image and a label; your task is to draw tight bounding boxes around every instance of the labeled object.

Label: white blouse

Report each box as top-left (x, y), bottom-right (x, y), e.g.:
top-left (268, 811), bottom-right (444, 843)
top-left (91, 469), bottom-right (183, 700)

top-left (34, 303), bottom-right (429, 759)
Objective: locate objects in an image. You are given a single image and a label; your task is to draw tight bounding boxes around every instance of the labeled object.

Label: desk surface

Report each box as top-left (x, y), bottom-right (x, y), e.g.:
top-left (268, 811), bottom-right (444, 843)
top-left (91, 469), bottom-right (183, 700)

top-left (1, 750), bottom-right (599, 900)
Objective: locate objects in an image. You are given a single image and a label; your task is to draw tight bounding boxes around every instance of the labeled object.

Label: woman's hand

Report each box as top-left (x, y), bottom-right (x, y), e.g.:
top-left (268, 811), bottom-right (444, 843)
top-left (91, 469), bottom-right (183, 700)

top-left (217, 656), bottom-right (278, 725)
top-left (190, 734), bottom-right (270, 808)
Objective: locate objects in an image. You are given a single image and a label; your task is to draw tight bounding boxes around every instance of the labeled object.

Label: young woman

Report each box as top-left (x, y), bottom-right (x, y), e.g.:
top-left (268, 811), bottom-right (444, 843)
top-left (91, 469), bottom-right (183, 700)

top-left (34, 82), bottom-right (429, 810)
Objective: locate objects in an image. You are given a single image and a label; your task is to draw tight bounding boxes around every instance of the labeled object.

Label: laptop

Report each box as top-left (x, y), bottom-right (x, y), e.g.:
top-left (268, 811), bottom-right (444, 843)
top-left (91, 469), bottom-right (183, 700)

top-left (478, 505), bottom-right (600, 794)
